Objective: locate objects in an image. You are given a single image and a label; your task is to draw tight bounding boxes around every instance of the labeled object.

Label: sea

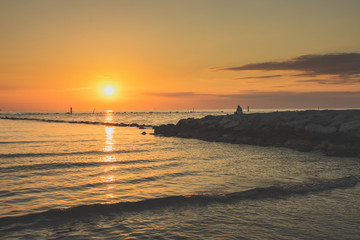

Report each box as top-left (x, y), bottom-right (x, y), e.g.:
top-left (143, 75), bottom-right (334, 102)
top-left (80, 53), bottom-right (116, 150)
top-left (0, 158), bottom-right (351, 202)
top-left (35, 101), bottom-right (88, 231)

top-left (0, 110), bottom-right (359, 239)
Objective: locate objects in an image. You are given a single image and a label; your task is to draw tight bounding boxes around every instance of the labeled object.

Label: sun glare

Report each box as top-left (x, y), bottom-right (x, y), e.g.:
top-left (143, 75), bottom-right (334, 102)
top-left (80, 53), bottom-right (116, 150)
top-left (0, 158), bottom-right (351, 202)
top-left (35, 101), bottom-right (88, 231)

top-left (104, 86), bottom-right (115, 96)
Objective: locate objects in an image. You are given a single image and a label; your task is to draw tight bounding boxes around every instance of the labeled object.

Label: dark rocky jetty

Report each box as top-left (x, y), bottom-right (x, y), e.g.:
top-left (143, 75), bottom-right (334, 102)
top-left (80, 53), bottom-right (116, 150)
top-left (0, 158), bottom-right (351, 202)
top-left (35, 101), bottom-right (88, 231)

top-left (154, 110), bottom-right (360, 157)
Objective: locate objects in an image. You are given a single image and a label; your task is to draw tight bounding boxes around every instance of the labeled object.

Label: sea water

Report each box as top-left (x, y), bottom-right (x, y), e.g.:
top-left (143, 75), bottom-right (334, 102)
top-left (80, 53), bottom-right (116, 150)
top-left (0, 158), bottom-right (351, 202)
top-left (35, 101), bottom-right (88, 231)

top-left (0, 111), bottom-right (359, 239)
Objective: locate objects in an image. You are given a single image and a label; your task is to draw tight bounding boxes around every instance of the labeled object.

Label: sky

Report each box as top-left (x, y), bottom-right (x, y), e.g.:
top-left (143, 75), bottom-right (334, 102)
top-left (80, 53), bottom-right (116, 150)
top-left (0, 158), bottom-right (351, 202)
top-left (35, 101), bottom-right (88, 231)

top-left (1, 0), bottom-right (360, 111)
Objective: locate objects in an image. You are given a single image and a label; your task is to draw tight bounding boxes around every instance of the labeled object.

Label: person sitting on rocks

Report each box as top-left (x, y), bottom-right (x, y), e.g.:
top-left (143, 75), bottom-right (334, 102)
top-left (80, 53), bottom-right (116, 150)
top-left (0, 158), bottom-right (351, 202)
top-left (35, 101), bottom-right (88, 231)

top-left (235, 105), bottom-right (243, 114)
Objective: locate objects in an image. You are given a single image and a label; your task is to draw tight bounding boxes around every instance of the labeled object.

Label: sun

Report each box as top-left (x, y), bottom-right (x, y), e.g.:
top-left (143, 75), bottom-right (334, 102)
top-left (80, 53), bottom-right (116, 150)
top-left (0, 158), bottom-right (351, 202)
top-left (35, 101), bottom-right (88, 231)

top-left (103, 86), bottom-right (115, 96)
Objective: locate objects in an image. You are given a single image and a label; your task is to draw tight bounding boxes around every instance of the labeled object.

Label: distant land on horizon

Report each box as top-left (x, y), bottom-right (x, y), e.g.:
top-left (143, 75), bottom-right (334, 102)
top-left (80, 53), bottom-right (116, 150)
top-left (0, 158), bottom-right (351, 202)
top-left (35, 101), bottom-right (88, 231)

top-left (1, 107), bottom-right (360, 113)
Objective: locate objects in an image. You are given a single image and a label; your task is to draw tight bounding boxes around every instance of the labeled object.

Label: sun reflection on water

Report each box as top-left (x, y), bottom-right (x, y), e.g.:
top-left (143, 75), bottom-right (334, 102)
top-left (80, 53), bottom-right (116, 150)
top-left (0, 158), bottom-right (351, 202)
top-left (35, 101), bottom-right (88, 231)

top-left (104, 127), bottom-right (114, 152)
top-left (104, 165), bottom-right (118, 172)
top-left (100, 111), bottom-right (117, 202)
top-left (106, 193), bottom-right (115, 199)
top-left (100, 175), bottom-right (115, 183)
top-left (105, 110), bottom-right (113, 122)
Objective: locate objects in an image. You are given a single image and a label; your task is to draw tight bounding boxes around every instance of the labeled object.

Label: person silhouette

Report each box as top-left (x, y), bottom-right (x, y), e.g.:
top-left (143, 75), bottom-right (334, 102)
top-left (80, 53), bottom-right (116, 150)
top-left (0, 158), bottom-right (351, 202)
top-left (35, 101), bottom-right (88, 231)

top-left (235, 105), bottom-right (243, 114)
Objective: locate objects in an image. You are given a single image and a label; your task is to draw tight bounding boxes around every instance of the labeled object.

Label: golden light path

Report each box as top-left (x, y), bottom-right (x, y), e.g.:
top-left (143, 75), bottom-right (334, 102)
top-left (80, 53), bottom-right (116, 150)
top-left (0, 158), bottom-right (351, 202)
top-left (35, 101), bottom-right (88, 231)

top-left (101, 111), bottom-right (118, 202)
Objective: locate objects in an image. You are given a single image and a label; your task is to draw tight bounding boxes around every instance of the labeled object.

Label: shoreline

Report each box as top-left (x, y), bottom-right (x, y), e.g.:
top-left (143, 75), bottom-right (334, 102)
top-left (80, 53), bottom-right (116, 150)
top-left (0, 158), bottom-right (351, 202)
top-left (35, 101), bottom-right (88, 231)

top-left (154, 110), bottom-right (360, 157)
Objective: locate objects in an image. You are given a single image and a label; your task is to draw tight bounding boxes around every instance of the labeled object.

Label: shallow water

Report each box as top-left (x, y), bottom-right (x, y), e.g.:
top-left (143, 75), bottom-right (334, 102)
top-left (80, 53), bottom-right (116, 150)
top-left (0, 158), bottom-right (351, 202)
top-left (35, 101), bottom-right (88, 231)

top-left (1, 111), bottom-right (359, 239)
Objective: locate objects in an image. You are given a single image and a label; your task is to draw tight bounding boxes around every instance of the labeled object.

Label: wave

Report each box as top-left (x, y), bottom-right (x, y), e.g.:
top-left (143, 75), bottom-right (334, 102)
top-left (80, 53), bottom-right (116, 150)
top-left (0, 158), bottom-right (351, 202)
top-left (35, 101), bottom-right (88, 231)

top-left (1, 175), bottom-right (358, 226)
top-left (0, 149), bottom-right (146, 159)
top-left (0, 157), bottom-right (173, 173)
top-left (0, 140), bottom-right (97, 145)
top-left (0, 161), bottom-right (100, 173)
top-left (0, 140), bottom-right (52, 145)
top-left (0, 116), bottom-right (153, 128)
top-left (2, 168), bottom-right (195, 199)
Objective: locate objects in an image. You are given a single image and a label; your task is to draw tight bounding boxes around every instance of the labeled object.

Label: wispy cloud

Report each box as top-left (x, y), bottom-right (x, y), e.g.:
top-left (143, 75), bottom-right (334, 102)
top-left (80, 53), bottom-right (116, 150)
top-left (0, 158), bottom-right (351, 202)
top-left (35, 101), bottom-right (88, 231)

top-left (216, 91), bottom-right (360, 99)
top-left (220, 53), bottom-right (360, 85)
top-left (296, 78), bottom-right (360, 85)
top-left (222, 53), bottom-right (360, 76)
top-left (235, 74), bottom-right (283, 80)
top-left (143, 91), bottom-right (360, 108)
top-left (0, 85), bottom-right (23, 91)
top-left (144, 92), bottom-right (197, 97)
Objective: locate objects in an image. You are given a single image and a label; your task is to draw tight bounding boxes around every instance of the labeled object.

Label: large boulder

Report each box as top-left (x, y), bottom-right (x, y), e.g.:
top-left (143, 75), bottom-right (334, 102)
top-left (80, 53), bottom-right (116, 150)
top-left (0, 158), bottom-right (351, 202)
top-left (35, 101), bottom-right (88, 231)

top-left (304, 123), bottom-right (337, 135)
top-left (153, 124), bottom-right (177, 136)
top-left (339, 121), bottom-right (360, 137)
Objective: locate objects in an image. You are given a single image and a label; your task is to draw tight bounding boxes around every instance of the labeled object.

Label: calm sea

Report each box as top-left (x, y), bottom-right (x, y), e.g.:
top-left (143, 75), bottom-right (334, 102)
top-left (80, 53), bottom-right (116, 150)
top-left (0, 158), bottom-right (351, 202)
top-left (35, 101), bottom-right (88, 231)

top-left (0, 110), bottom-right (359, 239)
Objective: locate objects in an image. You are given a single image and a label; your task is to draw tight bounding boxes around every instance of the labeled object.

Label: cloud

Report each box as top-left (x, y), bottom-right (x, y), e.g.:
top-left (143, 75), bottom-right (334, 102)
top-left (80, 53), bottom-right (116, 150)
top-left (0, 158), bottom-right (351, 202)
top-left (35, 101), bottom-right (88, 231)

top-left (222, 53), bottom-right (360, 79)
top-left (217, 91), bottom-right (360, 99)
top-left (143, 91), bottom-right (360, 108)
top-left (144, 92), bottom-right (198, 97)
top-left (209, 91), bottom-right (360, 109)
top-left (296, 78), bottom-right (360, 85)
top-left (235, 74), bottom-right (283, 80)
top-left (0, 84), bottom-right (29, 91)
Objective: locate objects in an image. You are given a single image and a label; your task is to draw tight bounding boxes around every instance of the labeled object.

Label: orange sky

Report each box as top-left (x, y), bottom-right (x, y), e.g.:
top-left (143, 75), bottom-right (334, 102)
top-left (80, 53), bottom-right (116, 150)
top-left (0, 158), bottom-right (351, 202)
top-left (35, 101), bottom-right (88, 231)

top-left (1, 0), bottom-right (360, 111)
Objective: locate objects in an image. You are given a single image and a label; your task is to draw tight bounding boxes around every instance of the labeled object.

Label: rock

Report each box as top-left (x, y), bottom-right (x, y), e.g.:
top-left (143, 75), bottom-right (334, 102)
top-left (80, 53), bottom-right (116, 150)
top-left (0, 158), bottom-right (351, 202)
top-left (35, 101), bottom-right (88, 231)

top-left (329, 115), bottom-right (344, 127)
top-left (304, 123), bottom-right (337, 135)
top-left (233, 120), bottom-right (251, 131)
top-left (219, 116), bottom-right (232, 126)
top-left (339, 121), bottom-right (360, 137)
top-left (222, 120), bottom-right (239, 130)
top-left (177, 118), bottom-right (195, 127)
top-left (153, 110), bottom-right (360, 157)
top-left (279, 119), bottom-right (309, 129)
top-left (154, 124), bottom-right (177, 137)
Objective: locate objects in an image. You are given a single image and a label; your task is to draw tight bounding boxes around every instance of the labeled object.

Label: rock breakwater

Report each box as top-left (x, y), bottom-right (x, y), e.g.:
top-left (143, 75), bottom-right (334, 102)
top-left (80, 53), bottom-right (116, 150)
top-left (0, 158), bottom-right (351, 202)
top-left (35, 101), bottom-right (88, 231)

top-left (154, 110), bottom-right (360, 157)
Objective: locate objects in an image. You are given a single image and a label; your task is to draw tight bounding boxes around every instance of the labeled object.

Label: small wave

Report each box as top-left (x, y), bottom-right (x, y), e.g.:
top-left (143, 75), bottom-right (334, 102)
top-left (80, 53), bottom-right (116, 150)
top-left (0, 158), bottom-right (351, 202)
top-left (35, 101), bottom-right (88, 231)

top-left (0, 140), bottom-right (51, 145)
top-left (3, 182), bottom-right (102, 199)
top-left (0, 162), bottom-right (99, 173)
top-left (0, 158), bottom-right (159, 173)
top-left (0, 116), bottom-right (153, 128)
top-left (0, 149), bottom-right (145, 159)
top-left (0, 140), bottom-right (97, 145)
top-left (125, 170), bottom-right (198, 184)
top-left (1, 175), bottom-right (358, 226)
top-left (0, 190), bottom-right (12, 198)
top-left (1, 168), bottom-right (193, 200)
